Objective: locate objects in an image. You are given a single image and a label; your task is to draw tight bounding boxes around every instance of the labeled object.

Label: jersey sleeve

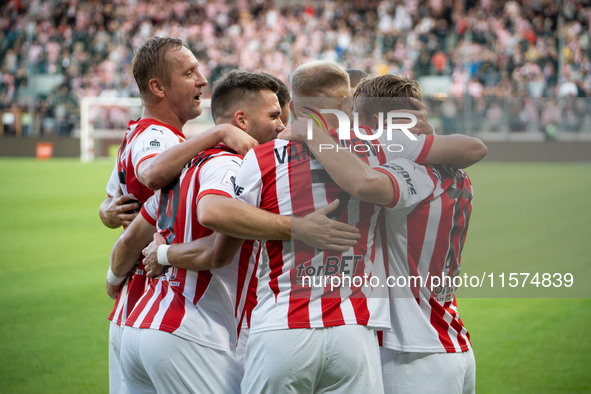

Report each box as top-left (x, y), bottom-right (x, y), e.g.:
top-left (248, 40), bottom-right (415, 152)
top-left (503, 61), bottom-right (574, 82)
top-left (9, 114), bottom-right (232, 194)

top-left (381, 132), bottom-right (434, 164)
top-left (140, 191), bottom-right (160, 226)
top-left (374, 159), bottom-right (435, 209)
top-left (105, 162), bottom-right (119, 197)
top-left (234, 149), bottom-right (263, 208)
top-left (196, 154), bottom-right (243, 203)
top-left (130, 126), bottom-right (183, 178)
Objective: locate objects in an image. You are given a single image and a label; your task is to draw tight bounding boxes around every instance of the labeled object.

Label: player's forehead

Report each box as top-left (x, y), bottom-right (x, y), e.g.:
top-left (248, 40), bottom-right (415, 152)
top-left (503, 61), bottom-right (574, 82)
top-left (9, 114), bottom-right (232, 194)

top-left (167, 46), bottom-right (199, 70)
top-left (257, 89), bottom-right (281, 112)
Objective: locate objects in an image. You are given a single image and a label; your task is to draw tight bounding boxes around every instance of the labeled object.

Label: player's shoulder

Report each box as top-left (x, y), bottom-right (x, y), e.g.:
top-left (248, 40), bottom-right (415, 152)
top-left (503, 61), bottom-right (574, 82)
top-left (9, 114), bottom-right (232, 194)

top-left (243, 138), bottom-right (290, 163)
top-left (131, 119), bottom-right (183, 141)
top-left (253, 138), bottom-right (290, 153)
top-left (193, 146), bottom-right (243, 169)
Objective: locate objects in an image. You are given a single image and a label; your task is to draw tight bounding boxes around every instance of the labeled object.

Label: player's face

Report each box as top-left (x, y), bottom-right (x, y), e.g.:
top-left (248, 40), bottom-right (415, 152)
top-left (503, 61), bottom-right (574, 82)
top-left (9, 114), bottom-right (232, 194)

top-left (165, 47), bottom-right (208, 125)
top-left (280, 104), bottom-right (290, 126)
top-left (247, 90), bottom-right (284, 144)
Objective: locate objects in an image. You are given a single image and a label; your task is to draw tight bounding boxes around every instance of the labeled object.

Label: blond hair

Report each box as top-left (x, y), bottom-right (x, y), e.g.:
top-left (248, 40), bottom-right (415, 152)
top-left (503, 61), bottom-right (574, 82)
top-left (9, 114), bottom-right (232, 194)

top-left (354, 74), bottom-right (423, 119)
top-left (290, 61), bottom-right (350, 97)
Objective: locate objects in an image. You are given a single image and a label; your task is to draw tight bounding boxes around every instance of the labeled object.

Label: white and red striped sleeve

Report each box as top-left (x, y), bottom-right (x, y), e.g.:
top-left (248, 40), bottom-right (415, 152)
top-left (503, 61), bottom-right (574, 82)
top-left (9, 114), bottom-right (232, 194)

top-left (233, 149), bottom-right (263, 207)
top-left (374, 159), bottom-right (435, 209)
top-left (379, 132), bottom-right (434, 164)
top-left (139, 192), bottom-right (160, 226)
top-left (106, 162), bottom-right (119, 197)
top-left (130, 126), bottom-right (186, 179)
top-left (196, 155), bottom-right (242, 202)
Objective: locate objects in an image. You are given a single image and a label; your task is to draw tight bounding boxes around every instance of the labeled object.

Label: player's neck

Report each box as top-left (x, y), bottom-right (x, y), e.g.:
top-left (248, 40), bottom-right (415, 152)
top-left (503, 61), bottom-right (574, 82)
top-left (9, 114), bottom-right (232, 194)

top-left (141, 106), bottom-right (183, 132)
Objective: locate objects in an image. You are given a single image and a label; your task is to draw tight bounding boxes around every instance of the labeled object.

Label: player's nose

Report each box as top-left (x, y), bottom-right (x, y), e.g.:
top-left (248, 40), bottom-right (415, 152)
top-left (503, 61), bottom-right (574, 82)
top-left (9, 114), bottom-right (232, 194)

top-left (196, 71), bottom-right (207, 87)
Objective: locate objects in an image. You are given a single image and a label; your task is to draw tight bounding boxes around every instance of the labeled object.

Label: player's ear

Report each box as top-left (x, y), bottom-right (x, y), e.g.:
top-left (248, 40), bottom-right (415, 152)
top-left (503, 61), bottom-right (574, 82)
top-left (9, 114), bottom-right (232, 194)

top-left (234, 110), bottom-right (249, 131)
top-left (372, 113), bottom-right (380, 129)
top-left (289, 100), bottom-right (298, 120)
top-left (148, 78), bottom-right (165, 99)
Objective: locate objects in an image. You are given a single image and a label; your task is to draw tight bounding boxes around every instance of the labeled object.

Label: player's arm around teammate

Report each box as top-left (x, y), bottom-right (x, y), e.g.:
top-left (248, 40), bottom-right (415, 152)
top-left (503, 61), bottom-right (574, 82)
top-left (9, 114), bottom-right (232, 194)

top-left (105, 209), bottom-right (157, 299)
top-left (141, 197), bottom-right (360, 277)
top-left (282, 116), bottom-right (487, 205)
top-left (137, 123), bottom-right (259, 191)
top-left (100, 123), bottom-right (258, 229)
top-left (99, 186), bottom-right (140, 229)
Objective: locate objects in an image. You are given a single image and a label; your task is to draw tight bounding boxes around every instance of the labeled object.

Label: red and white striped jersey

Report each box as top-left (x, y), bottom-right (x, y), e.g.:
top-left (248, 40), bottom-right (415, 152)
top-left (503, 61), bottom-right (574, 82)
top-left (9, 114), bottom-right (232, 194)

top-left (125, 146), bottom-right (260, 356)
top-left (106, 118), bottom-right (186, 201)
top-left (233, 128), bottom-right (433, 335)
top-left (377, 161), bottom-right (473, 353)
top-left (107, 118), bottom-right (186, 327)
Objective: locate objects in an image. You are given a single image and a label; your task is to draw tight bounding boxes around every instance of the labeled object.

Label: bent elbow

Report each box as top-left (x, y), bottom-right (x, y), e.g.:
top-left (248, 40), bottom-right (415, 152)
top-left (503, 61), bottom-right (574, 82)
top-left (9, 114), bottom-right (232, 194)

top-left (144, 174), bottom-right (163, 191)
top-left (198, 208), bottom-right (220, 230)
top-left (138, 166), bottom-right (164, 190)
top-left (350, 181), bottom-right (373, 203)
top-left (118, 230), bottom-right (137, 250)
top-left (351, 179), bottom-right (388, 205)
top-left (468, 140), bottom-right (488, 166)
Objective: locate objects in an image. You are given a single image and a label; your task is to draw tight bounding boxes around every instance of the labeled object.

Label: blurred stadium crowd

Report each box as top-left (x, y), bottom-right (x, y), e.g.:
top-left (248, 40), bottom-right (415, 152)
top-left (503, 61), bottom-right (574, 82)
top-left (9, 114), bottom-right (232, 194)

top-left (1, 0), bottom-right (590, 136)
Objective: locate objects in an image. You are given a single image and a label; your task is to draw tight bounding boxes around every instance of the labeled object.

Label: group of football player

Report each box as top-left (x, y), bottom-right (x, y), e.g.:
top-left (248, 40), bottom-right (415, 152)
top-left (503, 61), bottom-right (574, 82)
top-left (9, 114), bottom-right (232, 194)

top-left (100, 36), bottom-right (487, 394)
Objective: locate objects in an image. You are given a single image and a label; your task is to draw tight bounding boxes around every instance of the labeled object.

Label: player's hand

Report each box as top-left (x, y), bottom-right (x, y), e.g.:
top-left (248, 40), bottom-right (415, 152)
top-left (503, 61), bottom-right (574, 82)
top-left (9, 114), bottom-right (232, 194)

top-left (386, 97), bottom-right (434, 136)
top-left (106, 278), bottom-right (121, 300)
top-left (142, 233), bottom-right (166, 278)
top-left (277, 122), bottom-right (292, 140)
top-left (217, 124), bottom-right (259, 156)
top-left (103, 186), bottom-right (140, 227)
top-left (292, 199), bottom-right (360, 252)
top-left (278, 118), bottom-right (321, 143)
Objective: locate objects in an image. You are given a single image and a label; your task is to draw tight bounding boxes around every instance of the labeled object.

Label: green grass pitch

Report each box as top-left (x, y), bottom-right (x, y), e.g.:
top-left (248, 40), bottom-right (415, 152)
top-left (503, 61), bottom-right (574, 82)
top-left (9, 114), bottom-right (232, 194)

top-left (0, 158), bottom-right (589, 393)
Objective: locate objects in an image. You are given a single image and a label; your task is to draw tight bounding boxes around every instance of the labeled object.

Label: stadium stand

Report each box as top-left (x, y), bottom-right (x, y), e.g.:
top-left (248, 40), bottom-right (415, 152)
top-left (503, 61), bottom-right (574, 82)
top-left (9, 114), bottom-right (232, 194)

top-left (1, 0), bottom-right (590, 138)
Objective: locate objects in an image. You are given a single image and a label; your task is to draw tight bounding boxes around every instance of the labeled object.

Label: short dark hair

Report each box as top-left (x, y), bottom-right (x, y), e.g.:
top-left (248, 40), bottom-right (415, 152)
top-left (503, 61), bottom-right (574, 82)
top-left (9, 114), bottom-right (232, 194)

top-left (132, 37), bottom-right (186, 103)
top-left (259, 73), bottom-right (290, 108)
top-left (211, 70), bottom-right (279, 123)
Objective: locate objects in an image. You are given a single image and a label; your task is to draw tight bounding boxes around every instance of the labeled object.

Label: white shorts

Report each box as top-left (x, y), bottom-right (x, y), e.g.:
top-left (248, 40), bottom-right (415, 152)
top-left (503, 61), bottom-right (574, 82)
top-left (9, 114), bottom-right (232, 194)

top-left (380, 347), bottom-right (476, 394)
top-left (235, 319), bottom-right (250, 366)
top-left (109, 321), bottom-right (127, 394)
top-left (242, 325), bottom-right (383, 394)
top-left (120, 327), bottom-right (244, 394)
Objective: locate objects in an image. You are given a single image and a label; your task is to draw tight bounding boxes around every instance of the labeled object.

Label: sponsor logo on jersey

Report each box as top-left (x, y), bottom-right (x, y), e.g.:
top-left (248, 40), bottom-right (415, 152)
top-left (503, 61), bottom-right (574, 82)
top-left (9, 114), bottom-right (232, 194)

top-left (382, 163), bottom-right (417, 195)
top-left (143, 138), bottom-right (167, 152)
top-left (296, 255), bottom-right (363, 278)
top-left (221, 169), bottom-right (237, 188)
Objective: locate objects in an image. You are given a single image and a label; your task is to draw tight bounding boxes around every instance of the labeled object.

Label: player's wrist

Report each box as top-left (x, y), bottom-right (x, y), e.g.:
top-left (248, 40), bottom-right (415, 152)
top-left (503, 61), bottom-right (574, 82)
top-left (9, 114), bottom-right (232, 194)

top-left (290, 217), bottom-right (303, 241)
top-left (157, 245), bottom-right (171, 266)
top-left (213, 125), bottom-right (226, 145)
top-left (107, 266), bottom-right (126, 286)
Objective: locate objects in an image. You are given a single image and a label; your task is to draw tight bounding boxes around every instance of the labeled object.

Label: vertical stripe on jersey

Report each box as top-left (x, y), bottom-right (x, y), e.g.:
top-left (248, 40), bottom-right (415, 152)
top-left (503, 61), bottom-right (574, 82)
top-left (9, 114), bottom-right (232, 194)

top-left (347, 200), bottom-right (376, 325)
top-left (242, 247), bottom-right (262, 330)
top-left (235, 240), bottom-right (255, 317)
top-left (255, 143), bottom-right (284, 303)
top-left (158, 268), bottom-right (188, 330)
top-left (287, 142), bottom-right (316, 329)
top-left (406, 201), bottom-right (432, 301)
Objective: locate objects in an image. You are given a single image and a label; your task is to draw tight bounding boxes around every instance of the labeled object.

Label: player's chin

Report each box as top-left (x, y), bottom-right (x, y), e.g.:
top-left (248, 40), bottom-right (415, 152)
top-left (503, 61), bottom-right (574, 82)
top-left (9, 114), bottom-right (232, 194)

top-left (192, 106), bottom-right (203, 118)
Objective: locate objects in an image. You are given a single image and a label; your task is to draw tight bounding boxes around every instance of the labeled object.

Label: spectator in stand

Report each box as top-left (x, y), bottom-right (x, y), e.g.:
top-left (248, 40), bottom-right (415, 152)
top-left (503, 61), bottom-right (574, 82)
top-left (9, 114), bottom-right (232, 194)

top-left (0, 0), bottom-right (589, 137)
